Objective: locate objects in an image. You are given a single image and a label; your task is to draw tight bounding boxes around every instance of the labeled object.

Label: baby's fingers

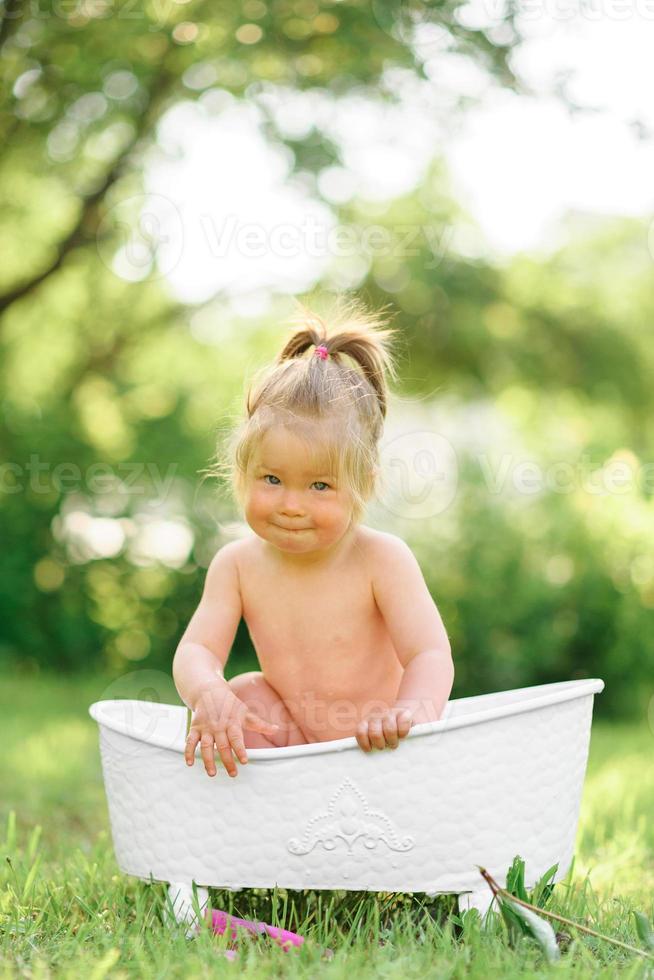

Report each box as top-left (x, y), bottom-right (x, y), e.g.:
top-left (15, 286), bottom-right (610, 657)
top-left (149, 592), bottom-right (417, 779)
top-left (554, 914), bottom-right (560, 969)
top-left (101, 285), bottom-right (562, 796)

top-left (226, 723), bottom-right (248, 767)
top-left (356, 721), bottom-right (372, 753)
top-left (185, 728), bottom-right (200, 765)
top-left (367, 717), bottom-right (386, 751)
top-left (200, 732), bottom-right (217, 776)
top-left (214, 731), bottom-right (238, 778)
top-left (382, 714), bottom-right (400, 749)
top-left (396, 710), bottom-right (413, 739)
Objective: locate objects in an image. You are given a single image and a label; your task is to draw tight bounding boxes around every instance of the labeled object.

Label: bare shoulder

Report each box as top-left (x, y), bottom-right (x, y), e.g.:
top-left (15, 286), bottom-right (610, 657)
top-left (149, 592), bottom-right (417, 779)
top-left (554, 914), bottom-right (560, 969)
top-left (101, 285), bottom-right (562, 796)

top-left (355, 526), bottom-right (416, 576)
top-left (197, 538), bottom-right (246, 605)
top-left (210, 537), bottom-right (245, 561)
top-left (220, 533), bottom-right (275, 584)
top-left (358, 526), bottom-right (412, 559)
top-left (206, 536), bottom-right (253, 579)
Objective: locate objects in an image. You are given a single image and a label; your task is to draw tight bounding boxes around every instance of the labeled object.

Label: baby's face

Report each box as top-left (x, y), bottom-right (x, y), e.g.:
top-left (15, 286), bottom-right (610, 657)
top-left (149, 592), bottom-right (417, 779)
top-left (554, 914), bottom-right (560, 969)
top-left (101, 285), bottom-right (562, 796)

top-left (244, 425), bottom-right (354, 559)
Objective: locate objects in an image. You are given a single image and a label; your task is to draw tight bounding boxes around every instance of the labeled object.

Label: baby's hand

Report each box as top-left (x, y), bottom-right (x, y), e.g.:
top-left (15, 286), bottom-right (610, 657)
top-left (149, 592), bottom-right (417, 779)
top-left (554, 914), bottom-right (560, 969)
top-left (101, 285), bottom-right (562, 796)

top-left (355, 707), bottom-right (413, 752)
top-left (185, 680), bottom-right (279, 778)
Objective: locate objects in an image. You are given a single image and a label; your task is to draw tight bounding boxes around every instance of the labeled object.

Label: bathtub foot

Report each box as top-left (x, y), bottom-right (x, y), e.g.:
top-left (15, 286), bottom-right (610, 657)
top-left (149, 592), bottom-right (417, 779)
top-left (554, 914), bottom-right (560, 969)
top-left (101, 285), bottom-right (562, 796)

top-left (457, 889), bottom-right (496, 923)
top-left (165, 882), bottom-right (210, 938)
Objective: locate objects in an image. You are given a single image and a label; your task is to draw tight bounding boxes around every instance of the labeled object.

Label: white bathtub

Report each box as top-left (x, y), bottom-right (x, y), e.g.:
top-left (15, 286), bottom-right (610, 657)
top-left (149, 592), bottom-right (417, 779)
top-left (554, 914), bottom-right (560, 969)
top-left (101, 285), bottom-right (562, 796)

top-left (89, 677), bottom-right (604, 933)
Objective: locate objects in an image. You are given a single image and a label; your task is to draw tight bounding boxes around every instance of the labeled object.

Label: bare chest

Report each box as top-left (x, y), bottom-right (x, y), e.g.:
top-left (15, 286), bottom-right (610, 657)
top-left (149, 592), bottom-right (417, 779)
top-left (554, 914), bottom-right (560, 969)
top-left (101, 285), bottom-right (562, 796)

top-left (237, 539), bottom-right (402, 708)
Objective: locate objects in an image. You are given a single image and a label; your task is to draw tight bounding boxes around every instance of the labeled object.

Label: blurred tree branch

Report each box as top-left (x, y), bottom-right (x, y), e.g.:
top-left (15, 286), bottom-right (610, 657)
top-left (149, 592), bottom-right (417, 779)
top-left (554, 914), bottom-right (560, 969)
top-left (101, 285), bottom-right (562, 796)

top-left (0, 61), bottom-right (176, 319)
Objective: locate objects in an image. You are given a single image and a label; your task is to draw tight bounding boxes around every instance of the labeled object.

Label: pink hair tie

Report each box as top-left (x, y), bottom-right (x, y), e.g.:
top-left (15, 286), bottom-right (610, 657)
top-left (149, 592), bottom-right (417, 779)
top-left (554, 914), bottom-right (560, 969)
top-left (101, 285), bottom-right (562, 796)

top-left (314, 344), bottom-right (329, 360)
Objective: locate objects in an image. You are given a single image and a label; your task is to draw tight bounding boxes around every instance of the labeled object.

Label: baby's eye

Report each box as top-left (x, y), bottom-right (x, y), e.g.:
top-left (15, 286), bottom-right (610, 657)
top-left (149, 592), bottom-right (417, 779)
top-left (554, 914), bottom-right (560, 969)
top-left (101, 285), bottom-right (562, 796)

top-left (262, 474), bottom-right (331, 491)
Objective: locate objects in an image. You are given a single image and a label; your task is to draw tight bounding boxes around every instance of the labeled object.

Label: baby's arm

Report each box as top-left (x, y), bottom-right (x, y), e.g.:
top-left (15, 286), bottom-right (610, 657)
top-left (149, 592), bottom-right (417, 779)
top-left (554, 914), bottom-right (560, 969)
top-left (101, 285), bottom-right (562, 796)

top-left (173, 543), bottom-right (278, 776)
top-left (358, 534), bottom-right (454, 752)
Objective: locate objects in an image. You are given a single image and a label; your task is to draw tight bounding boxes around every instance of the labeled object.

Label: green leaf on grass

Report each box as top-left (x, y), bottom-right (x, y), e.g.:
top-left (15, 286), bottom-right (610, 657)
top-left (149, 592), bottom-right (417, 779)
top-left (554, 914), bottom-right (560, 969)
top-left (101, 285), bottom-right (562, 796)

top-left (633, 911), bottom-right (654, 951)
top-left (502, 896), bottom-right (561, 963)
top-left (498, 898), bottom-right (525, 946)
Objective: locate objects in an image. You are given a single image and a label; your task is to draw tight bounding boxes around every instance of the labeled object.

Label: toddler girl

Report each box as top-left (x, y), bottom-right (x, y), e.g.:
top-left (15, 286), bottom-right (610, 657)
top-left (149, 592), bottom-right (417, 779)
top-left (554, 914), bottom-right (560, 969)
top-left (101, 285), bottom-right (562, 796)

top-left (173, 296), bottom-right (454, 778)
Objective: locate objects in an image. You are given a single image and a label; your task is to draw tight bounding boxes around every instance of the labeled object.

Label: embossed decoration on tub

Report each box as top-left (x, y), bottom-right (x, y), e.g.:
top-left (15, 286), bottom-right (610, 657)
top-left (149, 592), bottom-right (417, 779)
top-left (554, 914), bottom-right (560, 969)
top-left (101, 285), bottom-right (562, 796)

top-left (286, 777), bottom-right (415, 856)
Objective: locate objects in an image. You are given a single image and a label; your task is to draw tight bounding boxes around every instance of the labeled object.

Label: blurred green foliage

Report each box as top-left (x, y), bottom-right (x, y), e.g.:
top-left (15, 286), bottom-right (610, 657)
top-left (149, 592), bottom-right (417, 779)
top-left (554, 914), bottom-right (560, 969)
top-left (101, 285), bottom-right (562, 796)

top-left (1, 2), bottom-right (652, 717)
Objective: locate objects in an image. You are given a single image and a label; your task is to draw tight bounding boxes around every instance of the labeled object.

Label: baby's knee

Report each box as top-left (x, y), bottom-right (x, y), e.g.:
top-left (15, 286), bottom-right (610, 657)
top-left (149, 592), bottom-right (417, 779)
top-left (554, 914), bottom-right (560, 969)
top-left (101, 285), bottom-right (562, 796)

top-left (227, 670), bottom-right (263, 697)
top-left (227, 671), bottom-right (268, 718)
top-left (226, 671), bottom-right (305, 748)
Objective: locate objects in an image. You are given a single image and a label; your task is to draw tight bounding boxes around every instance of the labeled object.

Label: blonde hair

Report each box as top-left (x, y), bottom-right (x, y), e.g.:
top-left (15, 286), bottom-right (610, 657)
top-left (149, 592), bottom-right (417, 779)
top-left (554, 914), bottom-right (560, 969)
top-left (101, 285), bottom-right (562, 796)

top-left (207, 294), bottom-right (402, 527)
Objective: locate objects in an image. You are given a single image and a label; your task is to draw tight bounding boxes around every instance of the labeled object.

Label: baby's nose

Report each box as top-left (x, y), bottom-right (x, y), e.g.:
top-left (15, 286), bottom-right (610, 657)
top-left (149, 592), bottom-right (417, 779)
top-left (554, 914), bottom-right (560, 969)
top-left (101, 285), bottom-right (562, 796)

top-left (280, 495), bottom-right (305, 515)
top-left (281, 502), bottom-right (304, 516)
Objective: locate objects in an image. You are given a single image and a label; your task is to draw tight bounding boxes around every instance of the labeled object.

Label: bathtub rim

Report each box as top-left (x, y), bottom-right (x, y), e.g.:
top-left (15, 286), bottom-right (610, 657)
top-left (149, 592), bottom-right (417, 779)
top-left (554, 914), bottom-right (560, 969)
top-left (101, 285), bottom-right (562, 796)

top-left (89, 676), bottom-right (604, 762)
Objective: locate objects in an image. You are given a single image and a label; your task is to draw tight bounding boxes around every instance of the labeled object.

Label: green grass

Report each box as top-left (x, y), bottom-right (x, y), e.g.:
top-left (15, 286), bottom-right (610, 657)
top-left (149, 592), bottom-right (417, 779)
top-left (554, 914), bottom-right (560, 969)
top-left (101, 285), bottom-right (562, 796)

top-left (1, 671), bottom-right (653, 978)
